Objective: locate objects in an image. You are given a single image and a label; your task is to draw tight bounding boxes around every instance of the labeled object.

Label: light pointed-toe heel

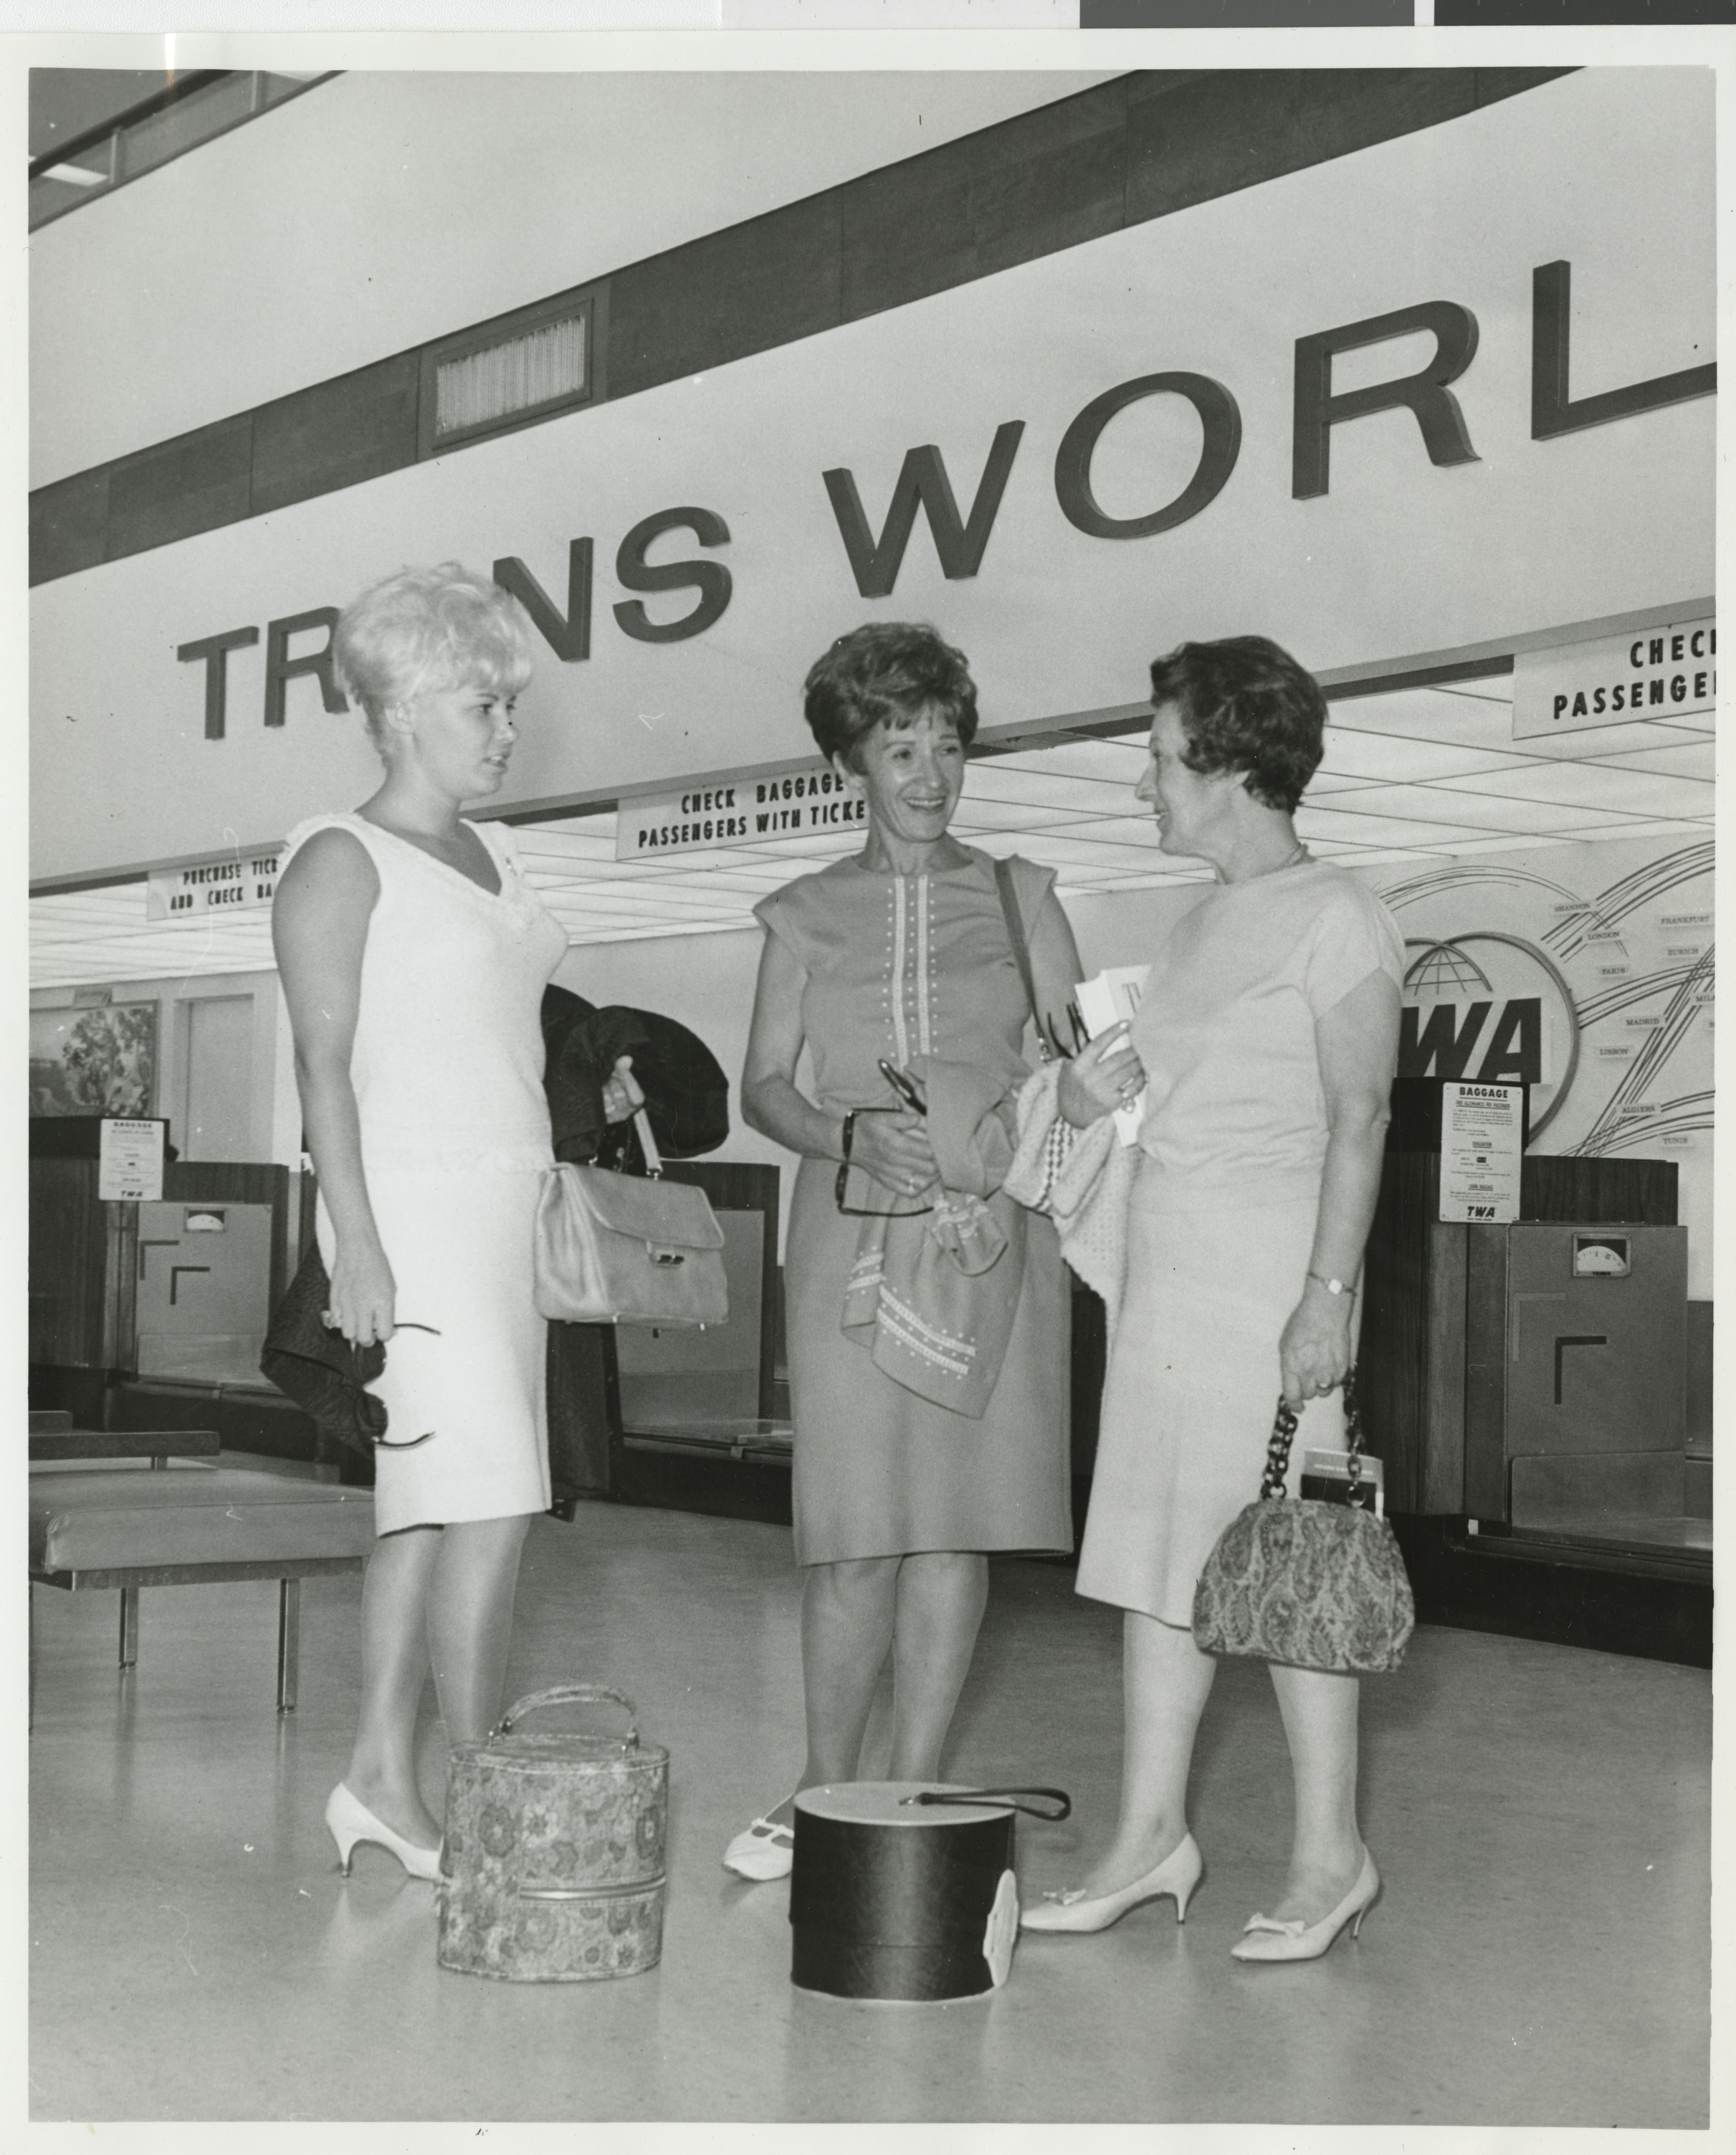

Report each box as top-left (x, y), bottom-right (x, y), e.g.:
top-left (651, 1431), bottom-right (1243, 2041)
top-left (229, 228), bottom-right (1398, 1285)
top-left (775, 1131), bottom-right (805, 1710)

top-left (1020, 1832), bottom-right (1203, 1935)
top-left (325, 1782), bottom-right (442, 1882)
top-left (1230, 1849), bottom-right (1379, 1964)
top-left (722, 1809), bottom-right (796, 1882)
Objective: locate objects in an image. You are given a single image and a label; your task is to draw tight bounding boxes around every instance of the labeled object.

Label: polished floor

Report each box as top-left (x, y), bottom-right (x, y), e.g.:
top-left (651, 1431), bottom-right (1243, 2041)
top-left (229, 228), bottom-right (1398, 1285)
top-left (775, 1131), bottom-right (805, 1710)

top-left (29, 1493), bottom-right (1711, 2125)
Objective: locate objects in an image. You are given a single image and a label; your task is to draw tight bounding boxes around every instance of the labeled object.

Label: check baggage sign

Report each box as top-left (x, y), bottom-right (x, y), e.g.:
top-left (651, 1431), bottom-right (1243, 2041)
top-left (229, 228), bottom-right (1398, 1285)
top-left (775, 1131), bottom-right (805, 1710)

top-left (616, 763), bottom-right (865, 860)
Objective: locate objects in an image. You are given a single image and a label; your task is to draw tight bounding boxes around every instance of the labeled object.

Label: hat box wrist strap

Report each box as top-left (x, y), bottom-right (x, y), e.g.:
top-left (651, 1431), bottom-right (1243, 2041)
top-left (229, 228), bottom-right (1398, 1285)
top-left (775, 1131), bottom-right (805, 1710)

top-left (905, 1785), bottom-right (1073, 1822)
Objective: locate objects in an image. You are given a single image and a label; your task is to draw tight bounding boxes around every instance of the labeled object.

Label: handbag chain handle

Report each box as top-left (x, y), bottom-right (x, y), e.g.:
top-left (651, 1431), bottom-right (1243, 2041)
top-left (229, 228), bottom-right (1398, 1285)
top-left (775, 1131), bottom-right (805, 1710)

top-left (993, 855), bottom-right (1054, 1064)
top-left (1259, 1366), bottom-right (1364, 1502)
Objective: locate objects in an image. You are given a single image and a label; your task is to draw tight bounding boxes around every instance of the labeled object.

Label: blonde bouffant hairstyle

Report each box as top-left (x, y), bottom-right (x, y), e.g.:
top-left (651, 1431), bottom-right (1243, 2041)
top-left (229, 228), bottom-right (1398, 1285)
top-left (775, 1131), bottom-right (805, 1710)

top-left (333, 563), bottom-right (534, 747)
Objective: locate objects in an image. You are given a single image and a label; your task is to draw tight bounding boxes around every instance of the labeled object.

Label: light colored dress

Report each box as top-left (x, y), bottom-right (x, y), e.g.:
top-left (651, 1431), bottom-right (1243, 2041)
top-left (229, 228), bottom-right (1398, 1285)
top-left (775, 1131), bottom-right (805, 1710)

top-left (281, 814), bottom-right (567, 1534)
top-left (754, 850), bottom-right (1073, 1566)
top-left (1075, 860), bottom-right (1404, 1627)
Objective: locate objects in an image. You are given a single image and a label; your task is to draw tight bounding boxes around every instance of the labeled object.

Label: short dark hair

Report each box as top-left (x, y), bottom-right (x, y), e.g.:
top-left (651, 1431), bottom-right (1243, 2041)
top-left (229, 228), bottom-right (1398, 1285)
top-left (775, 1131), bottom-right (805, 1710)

top-left (803, 622), bottom-right (979, 770)
top-left (1148, 636), bottom-right (1326, 814)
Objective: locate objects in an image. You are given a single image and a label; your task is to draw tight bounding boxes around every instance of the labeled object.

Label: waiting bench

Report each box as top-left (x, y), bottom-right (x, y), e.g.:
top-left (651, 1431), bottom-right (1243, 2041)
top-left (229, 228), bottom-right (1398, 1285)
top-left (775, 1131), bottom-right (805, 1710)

top-left (29, 1414), bottom-right (374, 1713)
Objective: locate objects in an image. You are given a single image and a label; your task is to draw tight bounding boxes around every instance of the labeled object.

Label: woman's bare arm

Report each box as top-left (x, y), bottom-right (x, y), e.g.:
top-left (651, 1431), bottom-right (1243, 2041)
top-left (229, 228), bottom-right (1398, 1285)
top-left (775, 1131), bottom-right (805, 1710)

top-left (271, 828), bottom-right (396, 1345)
top-left (1277, 969), bottom-right (1401, 1404)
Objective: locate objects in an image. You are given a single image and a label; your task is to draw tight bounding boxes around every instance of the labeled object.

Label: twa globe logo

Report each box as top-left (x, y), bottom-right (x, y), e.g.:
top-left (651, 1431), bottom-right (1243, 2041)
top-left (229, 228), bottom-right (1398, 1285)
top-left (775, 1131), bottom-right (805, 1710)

top-left (1401, 933), bottom-right (1581, 1141)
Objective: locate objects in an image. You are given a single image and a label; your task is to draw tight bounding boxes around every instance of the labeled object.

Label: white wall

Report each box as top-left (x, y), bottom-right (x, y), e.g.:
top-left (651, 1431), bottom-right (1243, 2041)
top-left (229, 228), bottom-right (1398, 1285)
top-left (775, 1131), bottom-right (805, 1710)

top-left (1359, 833), bottom-right (1714, 1298)
top-left (31, 968), bottom-right (295, 1167)
top-left (30, 69), bottom-right (1109, 487)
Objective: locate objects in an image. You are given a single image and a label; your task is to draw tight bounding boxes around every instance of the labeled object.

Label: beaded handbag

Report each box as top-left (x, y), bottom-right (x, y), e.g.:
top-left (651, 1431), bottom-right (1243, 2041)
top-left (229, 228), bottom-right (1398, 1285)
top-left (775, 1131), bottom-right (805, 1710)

top-left (1191, 1370), bottom-right (1415, 1675)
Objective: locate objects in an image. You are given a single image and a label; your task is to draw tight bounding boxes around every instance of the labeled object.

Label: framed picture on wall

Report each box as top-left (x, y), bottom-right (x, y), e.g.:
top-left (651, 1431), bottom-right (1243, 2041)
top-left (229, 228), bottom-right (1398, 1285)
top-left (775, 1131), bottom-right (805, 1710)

top-left (29, 1002), bottom-right (158, 1119)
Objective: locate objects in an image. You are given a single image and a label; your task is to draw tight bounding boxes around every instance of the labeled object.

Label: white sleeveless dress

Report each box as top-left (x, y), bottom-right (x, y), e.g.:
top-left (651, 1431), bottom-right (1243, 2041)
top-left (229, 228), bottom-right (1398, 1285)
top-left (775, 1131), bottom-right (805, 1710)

top-left (280, 813), bottom-right (568, 1533)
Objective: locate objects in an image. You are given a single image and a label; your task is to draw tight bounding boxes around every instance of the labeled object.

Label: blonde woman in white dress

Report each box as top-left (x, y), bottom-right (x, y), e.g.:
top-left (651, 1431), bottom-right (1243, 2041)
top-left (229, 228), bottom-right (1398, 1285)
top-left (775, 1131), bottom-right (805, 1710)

top-left (272, 564), bottom-right (639, 1880)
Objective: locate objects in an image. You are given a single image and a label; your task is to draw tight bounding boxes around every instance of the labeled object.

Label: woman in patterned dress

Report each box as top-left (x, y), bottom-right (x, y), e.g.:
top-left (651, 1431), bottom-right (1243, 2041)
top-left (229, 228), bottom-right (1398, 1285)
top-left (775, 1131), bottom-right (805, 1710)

top-left (723, 622), bottom-right (1086, 1880)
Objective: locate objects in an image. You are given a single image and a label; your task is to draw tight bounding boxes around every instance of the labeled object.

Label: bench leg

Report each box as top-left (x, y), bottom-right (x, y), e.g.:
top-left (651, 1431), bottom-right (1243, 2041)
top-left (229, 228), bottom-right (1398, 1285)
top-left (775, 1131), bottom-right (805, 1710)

top-left (118, 1586), bottom-right (139, 1670)
top-left (277, 1579), bottom-right (300, 1713)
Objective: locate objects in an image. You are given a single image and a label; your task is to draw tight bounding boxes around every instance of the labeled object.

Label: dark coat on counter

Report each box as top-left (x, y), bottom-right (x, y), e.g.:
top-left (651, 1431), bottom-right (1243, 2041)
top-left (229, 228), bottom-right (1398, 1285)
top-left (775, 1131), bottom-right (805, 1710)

top-left (540, 986), bottom-right (730, 1169)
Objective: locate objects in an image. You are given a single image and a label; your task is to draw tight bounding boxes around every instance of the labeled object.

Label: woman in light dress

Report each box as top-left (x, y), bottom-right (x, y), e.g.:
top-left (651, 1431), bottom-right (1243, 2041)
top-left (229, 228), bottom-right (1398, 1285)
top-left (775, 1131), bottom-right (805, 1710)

top-left (1022, 635), bottom-right (1403, 1962)
top-left (272, 564), bottom-right (639, 1880)
top-left (724, 622), bottom-right (1082, 1880)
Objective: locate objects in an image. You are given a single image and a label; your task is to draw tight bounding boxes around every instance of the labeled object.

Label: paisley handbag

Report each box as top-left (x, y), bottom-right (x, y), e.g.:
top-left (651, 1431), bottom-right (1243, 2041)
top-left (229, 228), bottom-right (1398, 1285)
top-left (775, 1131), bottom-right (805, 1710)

top-left (1191, 1370), bottom-right (1415, 1675)
top-left (533, 1110), bottom-right (728, 1328)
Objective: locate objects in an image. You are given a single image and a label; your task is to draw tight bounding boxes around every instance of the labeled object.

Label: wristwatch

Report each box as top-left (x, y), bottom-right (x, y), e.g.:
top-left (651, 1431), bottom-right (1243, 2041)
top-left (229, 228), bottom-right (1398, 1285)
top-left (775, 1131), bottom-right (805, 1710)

top-left (1308, 1271), bottom-right (1348, 1297)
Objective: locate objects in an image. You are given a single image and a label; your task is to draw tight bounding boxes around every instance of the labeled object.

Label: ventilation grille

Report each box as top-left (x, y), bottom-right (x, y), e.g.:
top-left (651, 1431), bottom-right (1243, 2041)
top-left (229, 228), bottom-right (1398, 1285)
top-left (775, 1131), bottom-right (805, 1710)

top-left (431, 311), bottom-right (590, 445)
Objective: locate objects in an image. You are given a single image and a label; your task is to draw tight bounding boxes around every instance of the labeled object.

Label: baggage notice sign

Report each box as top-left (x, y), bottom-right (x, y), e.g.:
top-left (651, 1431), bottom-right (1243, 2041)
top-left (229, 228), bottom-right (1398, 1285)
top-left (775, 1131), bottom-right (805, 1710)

top-left (1439, 1083), bottom-right (1522, 1224)
top-left (98, 1118), bottom-right (166, 1202)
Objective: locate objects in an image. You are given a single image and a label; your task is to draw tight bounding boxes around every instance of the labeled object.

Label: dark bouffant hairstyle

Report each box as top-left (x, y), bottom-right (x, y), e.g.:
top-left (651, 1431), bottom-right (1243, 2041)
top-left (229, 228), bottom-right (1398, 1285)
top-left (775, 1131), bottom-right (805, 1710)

top-left (1148, 635), bottom-right (1327, 815)
top-left (803, 622), bottom-right (979, 771)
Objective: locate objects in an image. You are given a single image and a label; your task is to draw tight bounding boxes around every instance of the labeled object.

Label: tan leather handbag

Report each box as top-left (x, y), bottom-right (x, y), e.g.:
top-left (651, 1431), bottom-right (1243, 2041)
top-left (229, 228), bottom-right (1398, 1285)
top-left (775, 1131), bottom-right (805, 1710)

top-left (533, 1110), bottom-right (728, 1327)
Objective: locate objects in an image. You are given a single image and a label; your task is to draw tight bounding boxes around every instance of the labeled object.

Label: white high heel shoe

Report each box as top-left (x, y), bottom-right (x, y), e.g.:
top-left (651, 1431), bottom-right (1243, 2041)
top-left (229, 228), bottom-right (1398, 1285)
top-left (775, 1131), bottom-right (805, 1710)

top-left (722, 1808), bottom-right (796, 1882)
top-left (1019, 1832), bottom-right (1203, 1933)
top-left (325, 1782), bottom-right (442, 1882)
top-left (1231, 1849), bottom-right (1380, 1963)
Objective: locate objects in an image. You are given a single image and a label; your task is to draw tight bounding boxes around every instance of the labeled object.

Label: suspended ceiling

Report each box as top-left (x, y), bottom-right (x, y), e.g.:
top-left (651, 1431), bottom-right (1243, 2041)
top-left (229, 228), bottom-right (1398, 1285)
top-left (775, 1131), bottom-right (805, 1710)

top-left (28, 672), bottom-right (1715, 989)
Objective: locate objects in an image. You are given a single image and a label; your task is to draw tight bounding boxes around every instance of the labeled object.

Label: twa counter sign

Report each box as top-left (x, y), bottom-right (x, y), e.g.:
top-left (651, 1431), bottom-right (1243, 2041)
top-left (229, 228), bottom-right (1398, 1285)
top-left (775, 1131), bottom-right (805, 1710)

top-left (1399, 933), bottom-right (1578, 1138)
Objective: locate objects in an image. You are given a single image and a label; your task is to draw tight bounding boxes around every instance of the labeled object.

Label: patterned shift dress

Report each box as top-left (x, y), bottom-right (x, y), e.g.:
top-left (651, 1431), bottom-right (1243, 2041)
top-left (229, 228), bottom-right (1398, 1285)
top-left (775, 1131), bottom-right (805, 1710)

top-left (754, 849), bottom-right (1073, 1566)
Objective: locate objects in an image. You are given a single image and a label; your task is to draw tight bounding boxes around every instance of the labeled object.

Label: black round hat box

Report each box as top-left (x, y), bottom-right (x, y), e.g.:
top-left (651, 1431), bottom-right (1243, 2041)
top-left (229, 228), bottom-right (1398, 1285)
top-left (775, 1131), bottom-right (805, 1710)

top-left (789, 1781), bottom-right (1021, 2002)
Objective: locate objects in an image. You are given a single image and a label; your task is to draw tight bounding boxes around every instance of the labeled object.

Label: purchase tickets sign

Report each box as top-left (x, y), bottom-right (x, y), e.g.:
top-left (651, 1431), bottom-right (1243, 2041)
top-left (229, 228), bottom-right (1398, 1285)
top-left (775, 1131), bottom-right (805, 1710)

top-left (146, 849), bottom-right (282, 920)
top-left (1439, 1083), bottom-right (1523, 1224)
top-left (1512, 615), bottom-right (1715, 740)
top-left (616, 763), bottom-right (864, 860)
